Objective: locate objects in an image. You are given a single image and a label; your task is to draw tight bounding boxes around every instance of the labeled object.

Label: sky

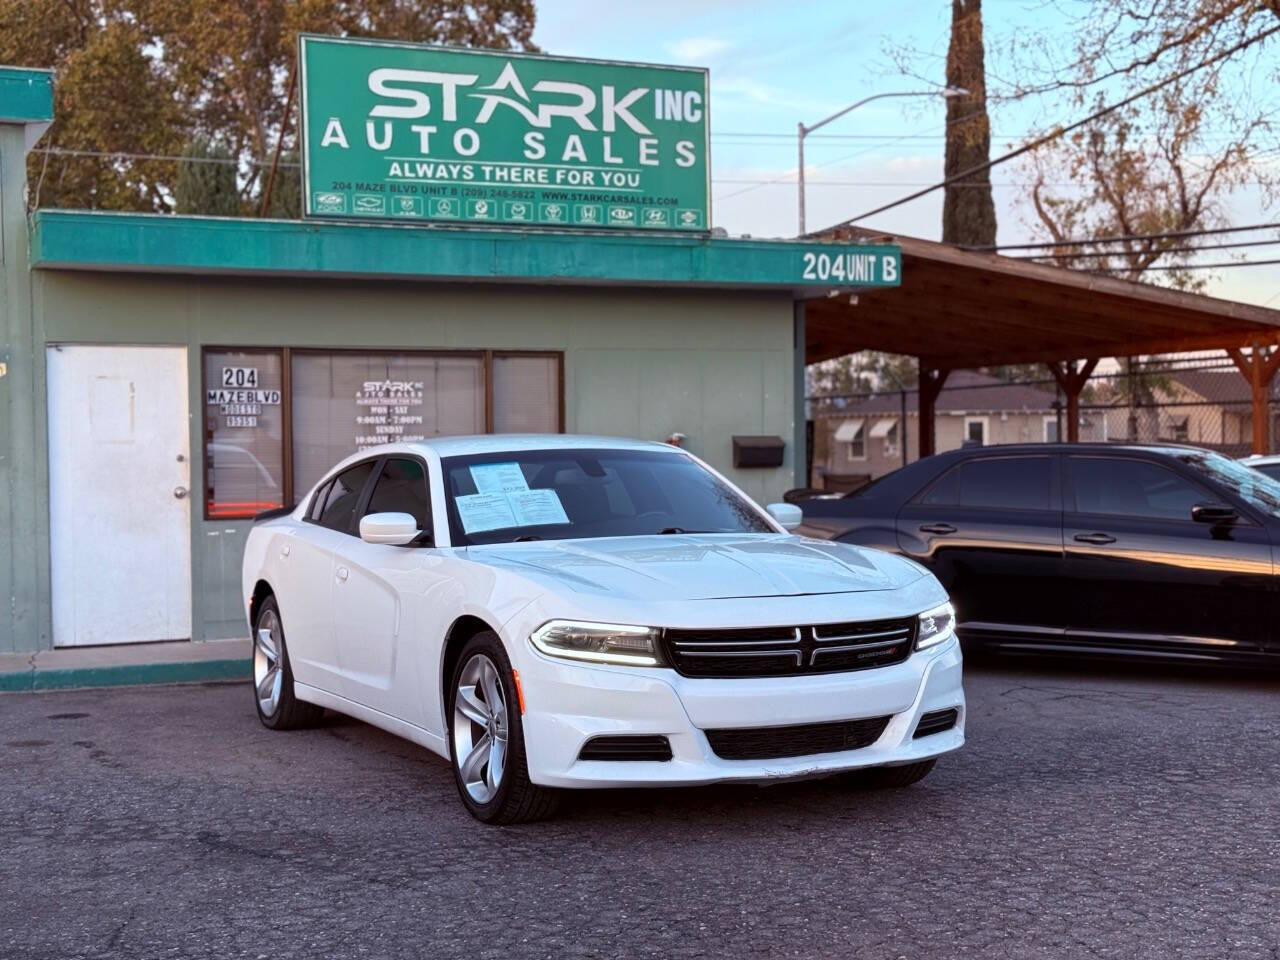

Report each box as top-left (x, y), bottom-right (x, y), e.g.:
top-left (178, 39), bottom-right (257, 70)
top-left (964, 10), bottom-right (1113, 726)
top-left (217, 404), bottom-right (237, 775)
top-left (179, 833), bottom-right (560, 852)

top-left (532, 0), bottom-right (1280, 309)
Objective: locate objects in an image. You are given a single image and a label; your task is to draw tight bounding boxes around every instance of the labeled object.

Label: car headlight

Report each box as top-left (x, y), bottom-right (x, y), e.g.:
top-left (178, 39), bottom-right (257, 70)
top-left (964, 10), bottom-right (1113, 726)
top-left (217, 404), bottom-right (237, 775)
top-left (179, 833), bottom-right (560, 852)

top-left (530, 620), bottom-right (663, 666)
top-left (915, 602), bottom-right (956, 650)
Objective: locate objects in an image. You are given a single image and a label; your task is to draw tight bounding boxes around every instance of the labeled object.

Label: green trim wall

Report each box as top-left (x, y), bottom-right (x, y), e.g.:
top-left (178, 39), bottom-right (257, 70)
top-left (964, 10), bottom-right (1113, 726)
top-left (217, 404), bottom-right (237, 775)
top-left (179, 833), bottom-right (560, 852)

top-left (31, 210), bottom-right (901, 291)
top-left (31, 272), bottom-right (797, 645)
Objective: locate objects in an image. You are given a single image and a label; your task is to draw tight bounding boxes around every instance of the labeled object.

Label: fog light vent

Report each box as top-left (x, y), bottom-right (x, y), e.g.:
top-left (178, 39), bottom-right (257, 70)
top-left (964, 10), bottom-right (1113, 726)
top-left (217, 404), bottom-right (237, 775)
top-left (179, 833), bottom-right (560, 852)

top-left (578, 735), bottom-right (673, 762)
top-left (913, 708), bottom-right (959, 739)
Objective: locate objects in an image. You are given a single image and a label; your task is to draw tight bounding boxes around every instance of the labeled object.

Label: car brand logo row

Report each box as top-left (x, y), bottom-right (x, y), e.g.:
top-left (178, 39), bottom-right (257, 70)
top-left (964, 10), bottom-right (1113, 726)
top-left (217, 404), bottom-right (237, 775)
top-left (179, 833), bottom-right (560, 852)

top-left (311, 191), bottom-right (703, 229)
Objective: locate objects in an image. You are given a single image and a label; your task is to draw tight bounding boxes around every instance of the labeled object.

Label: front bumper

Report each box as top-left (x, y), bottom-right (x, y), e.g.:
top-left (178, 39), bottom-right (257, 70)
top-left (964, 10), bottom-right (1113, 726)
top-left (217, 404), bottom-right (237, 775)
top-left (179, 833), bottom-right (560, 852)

top-left (516, 635), bottom-right (964, 789)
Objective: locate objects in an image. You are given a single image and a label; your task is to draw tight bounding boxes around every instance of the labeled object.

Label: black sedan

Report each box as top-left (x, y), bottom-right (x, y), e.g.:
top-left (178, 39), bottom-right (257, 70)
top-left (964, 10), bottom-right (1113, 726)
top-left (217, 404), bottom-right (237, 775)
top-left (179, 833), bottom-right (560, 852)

top-left (799, 444), bottom-right (1280, 664)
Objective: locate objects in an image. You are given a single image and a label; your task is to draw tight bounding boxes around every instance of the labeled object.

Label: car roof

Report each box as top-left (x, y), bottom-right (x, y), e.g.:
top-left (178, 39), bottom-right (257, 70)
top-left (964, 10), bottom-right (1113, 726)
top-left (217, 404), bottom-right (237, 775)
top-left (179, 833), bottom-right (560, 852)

top-left (926, 442), bottom-right (1211, 460)
top-left (350, 434), bottom-right (681, 459)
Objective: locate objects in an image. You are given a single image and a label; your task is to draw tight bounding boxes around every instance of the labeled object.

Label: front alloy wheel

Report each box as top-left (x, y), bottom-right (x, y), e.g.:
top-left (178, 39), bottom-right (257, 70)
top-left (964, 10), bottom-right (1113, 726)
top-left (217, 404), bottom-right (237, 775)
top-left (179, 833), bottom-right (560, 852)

top-left (447, 632), bottom-right (558, 824)
top-left (452, 654), bottom-right (508, 804)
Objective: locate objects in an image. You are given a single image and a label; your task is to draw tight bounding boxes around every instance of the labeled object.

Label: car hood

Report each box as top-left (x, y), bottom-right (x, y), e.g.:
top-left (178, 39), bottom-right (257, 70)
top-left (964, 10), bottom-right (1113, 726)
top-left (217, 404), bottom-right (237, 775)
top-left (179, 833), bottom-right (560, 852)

top-left (467, 534), bottom-right (924, 602)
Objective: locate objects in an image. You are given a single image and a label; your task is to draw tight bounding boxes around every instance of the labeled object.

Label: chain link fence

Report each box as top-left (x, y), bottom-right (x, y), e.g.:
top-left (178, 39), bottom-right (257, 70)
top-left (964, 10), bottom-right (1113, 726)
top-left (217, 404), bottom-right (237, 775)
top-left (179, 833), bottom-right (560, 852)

top-left (807, 355), bottom-right (1268, 492)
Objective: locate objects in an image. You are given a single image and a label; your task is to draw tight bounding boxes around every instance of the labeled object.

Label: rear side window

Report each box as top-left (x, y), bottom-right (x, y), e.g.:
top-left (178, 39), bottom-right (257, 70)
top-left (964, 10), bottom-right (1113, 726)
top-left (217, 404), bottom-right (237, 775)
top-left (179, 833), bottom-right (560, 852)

top-left (920, 457), bottom-right (1052, 511)
top-left (364, 458), bottom-right (431, 530)
top-left (1069, 457), bottom-right (1206, 521)
top-left (307, 480), bottom-right (333, 522)
top-left (315, 461), bottom-right (378, 533)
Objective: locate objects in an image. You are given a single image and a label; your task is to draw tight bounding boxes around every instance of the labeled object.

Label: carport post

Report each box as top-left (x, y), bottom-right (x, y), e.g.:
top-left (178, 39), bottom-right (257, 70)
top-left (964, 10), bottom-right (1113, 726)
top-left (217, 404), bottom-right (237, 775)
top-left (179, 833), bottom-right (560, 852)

top-left (917, 363), bottom-right (950, 457)
top-left (1045, 359), bottom-right (1099, 443)
top-left (1226, 341), bottom-right (1280, 455)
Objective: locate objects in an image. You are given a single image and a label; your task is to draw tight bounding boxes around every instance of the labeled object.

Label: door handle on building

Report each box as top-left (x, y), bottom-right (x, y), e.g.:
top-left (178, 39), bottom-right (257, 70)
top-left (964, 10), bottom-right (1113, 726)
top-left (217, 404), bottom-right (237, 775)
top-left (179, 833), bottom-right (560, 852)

top-left (173, 486), bottom-right (188, 500)
top-left (1073, 532), bottom-right (1116, 545)
top-left (335, 566), bottom-right (349, 583)
top-left (919, 523), bottom-right (957, 535)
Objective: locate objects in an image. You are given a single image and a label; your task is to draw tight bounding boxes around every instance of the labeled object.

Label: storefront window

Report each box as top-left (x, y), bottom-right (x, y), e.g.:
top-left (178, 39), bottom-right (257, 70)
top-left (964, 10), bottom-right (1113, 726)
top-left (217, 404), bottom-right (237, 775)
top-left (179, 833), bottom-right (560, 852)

top-left (203, 348), bottom-right (564, 515)
top-left (493, 354), bottom-right (560, 433)
top-left (291, 352), bottom-right (485, 495)
top-left (203, 349), bottom-right (285, 519)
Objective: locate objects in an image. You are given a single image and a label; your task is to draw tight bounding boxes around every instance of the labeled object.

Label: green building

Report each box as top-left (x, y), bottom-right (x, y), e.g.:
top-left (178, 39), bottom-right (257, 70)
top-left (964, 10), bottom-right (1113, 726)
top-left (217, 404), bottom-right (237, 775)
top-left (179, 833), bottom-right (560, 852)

top-left (0, 65), bottom-right (900, 655)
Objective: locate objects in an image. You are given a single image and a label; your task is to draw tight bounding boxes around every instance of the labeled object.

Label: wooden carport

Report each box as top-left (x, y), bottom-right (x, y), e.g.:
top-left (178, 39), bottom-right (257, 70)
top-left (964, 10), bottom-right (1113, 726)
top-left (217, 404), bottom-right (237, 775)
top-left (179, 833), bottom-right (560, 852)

top-left (806, 228), bottom-right (1280, 456)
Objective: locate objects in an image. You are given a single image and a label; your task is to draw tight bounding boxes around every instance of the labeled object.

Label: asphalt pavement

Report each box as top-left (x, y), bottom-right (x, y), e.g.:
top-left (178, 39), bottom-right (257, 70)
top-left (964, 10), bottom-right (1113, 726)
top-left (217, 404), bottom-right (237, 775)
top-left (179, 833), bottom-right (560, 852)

top-left (2, 658), bottom-right (1279, 959)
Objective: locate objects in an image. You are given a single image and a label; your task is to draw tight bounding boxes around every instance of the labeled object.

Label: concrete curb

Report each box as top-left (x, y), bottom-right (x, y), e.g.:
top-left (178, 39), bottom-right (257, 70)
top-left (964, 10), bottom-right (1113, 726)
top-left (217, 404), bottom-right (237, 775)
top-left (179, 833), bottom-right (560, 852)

top-left (0, 638), bottom-right (253, 693)
top-left (0, 658), bottom-right (251, 693)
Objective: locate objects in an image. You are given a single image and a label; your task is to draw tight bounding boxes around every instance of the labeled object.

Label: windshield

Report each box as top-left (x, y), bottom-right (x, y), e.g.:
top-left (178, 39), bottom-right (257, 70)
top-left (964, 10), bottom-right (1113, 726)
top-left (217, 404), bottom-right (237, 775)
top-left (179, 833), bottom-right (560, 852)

top-left (1173, 449), bottom-right (1280, 519)
top-left (441, 448), bottom-right (774, 546)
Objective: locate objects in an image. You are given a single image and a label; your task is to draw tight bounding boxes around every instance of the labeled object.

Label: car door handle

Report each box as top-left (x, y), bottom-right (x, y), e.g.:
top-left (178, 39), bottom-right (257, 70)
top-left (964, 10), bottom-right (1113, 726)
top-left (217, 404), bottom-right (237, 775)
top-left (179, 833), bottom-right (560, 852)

top-left (1074, 532), bottom-right (1116, 545)
top-left (919, 523), bottom-right (957, 535)
top-left (335, 566), bottom-right (349, 583)
top-left (280, 544), bottom-right (291, 559)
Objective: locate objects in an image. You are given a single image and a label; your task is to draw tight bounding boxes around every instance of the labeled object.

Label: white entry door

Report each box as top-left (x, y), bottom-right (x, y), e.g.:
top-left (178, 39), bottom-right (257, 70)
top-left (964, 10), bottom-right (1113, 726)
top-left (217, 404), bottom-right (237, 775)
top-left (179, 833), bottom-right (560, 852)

top-left (48, 345), bottom-right (192, 646)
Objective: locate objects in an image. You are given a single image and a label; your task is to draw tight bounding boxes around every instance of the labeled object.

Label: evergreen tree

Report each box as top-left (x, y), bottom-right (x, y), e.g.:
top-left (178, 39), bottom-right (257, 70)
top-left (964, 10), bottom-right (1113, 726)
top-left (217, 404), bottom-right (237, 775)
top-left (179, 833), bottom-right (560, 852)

top-left (174, 140), bottom-right (240, 216)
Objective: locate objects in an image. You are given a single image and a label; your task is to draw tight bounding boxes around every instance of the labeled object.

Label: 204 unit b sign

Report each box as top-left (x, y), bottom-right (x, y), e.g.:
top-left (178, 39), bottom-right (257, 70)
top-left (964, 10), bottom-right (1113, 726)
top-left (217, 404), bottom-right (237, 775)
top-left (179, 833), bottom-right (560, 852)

top-left (298, 35), bottom-right (710, 232)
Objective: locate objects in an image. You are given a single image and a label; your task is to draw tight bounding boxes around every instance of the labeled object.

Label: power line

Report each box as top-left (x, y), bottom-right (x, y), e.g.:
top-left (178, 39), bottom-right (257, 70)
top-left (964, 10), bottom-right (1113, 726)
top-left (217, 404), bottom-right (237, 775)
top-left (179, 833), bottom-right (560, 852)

top-left (714, 108), bottom-right (992, 204)
top-left (31, 146), bottom-right (295, 167)
top-left (1099, 258), bottom-right (1280, 272)
top-left (815, 24), bottom-right (1280, 235)
top-left (975, 221), bottom-right (1280, 252)
top-left (1019, 236), bottom-right (1280, 260)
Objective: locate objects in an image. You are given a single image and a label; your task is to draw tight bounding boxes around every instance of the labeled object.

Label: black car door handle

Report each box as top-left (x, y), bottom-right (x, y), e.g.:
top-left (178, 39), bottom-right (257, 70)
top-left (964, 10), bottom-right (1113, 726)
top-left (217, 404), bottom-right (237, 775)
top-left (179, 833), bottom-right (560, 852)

top-left (1074, 532), bottom-right (1116, 545)
top-left (919, 523), bottom-right (957, 535)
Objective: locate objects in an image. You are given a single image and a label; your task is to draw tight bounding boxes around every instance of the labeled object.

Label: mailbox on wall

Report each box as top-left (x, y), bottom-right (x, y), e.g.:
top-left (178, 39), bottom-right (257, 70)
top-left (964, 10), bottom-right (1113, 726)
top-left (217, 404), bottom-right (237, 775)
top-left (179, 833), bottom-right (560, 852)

top-left (732, 435), bottom-right (786, 468)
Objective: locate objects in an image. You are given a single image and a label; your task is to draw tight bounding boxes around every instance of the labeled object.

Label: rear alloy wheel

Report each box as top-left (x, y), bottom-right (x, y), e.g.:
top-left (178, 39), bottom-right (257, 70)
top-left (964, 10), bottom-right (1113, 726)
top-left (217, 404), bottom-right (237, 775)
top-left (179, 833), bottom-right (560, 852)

top-left (448, 632), bottom-right (558, 824)
top-left (253, 596), bottom-right (323, 730)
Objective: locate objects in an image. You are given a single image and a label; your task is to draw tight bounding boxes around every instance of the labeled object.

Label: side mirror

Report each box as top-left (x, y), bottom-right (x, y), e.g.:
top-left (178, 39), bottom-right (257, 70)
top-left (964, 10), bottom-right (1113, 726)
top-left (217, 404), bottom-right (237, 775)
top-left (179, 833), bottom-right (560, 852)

top-left (766, 502), bottom-right (804, 531)
top-left (1191, 502), bottom-right (1237, 525)
top-left (359, 512), bottom-right (422, 545)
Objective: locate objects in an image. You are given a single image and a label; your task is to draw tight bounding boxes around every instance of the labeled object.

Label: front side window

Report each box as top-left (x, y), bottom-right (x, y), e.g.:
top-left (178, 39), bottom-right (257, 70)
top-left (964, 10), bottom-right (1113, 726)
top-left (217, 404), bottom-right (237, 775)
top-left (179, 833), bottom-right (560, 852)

top-left (203, 349), bottom-right (285, 518)
top-left (920, 457), bottom-right (1052, 511)
top-left (315, 460), bottom-right (378, 533)
top-left (1069, 457), bottom-right (1209, 521)
top-left (441, 448), bottom-right (773, 546)
top-left (364, 458), bottom-right (431, 530)
top-left (1169, 449), bottom-right (1280, 519)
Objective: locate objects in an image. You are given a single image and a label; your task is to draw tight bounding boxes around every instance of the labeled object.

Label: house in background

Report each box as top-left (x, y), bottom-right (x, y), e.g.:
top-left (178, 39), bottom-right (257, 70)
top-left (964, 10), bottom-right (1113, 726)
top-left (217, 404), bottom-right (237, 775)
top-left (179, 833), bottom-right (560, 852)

top-left (814, 371), bottom-right (1062, 488)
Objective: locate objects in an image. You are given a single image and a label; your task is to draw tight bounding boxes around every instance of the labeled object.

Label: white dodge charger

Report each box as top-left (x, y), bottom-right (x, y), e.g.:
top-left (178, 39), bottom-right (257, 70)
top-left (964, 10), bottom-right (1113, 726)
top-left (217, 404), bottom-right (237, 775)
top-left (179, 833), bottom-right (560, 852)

top-left (242, 435), bottom-right (964, 823)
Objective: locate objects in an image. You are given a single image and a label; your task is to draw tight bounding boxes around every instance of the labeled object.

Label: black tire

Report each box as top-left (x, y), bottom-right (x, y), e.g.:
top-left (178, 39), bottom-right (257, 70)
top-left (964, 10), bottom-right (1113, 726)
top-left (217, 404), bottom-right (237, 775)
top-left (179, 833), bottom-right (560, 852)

top-left (858, 758), bottom-right (937, 789)
top-left (447, 631), bottom-right (559, 824)
top-left (253, 595), bottom-right (324, 730)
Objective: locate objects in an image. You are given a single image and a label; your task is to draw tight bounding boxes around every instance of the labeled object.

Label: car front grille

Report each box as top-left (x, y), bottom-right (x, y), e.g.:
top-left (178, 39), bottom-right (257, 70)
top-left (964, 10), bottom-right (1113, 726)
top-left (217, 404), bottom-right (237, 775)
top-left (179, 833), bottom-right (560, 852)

top-left (704, 715), bottom-right (892, 760)
top-left (663, 617), bottom-right (916, 678)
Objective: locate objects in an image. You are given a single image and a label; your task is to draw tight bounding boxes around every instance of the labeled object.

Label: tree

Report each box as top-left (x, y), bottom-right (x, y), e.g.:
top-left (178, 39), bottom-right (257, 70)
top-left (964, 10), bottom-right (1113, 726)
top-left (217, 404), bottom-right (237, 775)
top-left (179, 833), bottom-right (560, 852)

top-left (942, 0), bottom-right (996, 247)
top-left (265, 152), bottom-right (303, 219)
top-left (1020, 88), bottom-right (1266, 290)
top-left (175, 140), bottom-right (241, 216)
top-left (0, 0), bottom-right (539, 212)
top-left (1007, 1), bottom-right (1279, 280)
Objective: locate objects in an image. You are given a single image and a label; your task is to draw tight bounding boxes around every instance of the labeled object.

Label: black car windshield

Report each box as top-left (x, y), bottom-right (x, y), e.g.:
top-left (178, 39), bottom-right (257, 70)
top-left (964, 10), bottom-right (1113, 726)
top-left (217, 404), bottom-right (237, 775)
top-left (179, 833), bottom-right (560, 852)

top-left (441, 448), bottom-right (774, 546)
top-left (1173, 449), bottom-right (1280, 519)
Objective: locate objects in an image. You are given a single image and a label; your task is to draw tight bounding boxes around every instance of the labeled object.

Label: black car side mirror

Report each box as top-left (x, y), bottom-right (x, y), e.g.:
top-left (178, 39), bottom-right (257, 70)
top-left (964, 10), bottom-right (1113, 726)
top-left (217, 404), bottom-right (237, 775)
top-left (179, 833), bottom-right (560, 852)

top-left (1191, 502), bottom-right (1237, 525)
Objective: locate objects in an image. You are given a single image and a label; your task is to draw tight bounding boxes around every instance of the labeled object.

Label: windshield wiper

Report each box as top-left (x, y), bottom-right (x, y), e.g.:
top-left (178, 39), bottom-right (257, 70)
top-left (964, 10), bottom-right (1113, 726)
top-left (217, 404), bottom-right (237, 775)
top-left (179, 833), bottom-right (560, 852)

top-left (512, 534), bottom-right (543, 542)
top-left (657, 527), bottom-right (711, 535)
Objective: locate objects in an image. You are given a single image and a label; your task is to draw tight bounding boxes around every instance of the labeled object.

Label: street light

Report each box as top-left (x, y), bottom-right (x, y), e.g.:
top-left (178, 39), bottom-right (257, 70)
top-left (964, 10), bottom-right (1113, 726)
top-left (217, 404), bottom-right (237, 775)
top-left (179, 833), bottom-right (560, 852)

top-left (797, 87), bottom-right (969, 235)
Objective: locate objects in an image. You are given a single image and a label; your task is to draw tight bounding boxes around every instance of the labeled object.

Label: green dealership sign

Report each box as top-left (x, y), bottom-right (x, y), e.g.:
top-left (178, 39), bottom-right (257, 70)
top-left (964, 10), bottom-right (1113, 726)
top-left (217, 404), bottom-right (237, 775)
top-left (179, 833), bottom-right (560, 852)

top-left (298, 35), bottom-right (710, 231)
